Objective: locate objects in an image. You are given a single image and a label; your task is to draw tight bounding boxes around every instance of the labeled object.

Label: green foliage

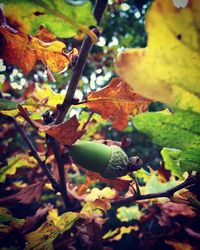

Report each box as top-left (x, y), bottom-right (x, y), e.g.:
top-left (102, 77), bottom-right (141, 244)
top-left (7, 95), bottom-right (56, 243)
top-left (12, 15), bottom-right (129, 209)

top-left (144, 174), bottom-right (178, 193)
top-left (161, 148), bottom-right (200, 178)
top-left (2, 0), bottom-right (96, 38)
top-left (133, 109), bottom-right (200, 175)
top-left (116, 205), bottom-right (142, 222)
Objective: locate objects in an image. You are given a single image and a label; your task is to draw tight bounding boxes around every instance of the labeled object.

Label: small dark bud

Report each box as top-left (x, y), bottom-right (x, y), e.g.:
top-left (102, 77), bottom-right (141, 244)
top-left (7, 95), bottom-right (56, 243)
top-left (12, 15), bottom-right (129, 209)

top-left (42, 110), bottom-right (54, 124)
top-left (128, 156), bottom-right (142, 171)
top-left (71, 54), bottom-right (78, 67)
top-left (56, 104), bottom-right (63, 111)
top-left (71, 97), bottom-right (80, 105)
top-left (33, 11), bottom-right (45, 16)
top-left (90, 26), bottom-right (101, 38)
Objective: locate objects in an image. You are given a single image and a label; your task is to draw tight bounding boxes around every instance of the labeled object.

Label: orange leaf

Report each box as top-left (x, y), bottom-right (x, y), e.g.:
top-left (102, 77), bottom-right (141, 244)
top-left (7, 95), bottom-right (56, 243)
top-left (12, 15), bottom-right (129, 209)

top-left (39, 116), bottom-right (85, 146)
top-left (85, 77), bottom-right (152, 130)
top-left (18, 105), bottom-right (85, 145)
top-left (0, 23), bottom-right (78, 74)
top-left (88, 172), bottom-right (131, 192)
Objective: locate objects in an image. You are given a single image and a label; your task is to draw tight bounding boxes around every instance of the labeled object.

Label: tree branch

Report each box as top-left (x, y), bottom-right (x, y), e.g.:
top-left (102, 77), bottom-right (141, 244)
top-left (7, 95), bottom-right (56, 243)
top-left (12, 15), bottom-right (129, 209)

top-left (48, 0), bottom-right (108, 210)
top-left (0, 112), bottom-right (60, 192)
top-left (113, 175), bottom-right (199, 206)
top-left (49, 137), bottom-right (71, 209)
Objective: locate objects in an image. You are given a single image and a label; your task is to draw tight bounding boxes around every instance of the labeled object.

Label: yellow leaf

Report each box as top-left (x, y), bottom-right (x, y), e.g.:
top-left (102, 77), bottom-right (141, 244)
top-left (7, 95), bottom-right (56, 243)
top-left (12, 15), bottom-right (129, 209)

top-left (115, 0), bottom-right (200, 112)
top-left (0, 24), bottom-right (78, 74)
top-left (32, 84), bottom-right (65, 108)
top-left (86, 187), bottom-right (117, 201)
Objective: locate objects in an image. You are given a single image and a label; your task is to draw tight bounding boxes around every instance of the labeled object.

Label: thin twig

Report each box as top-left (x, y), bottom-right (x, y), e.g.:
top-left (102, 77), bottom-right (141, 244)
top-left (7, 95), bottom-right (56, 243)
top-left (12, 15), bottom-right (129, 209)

top-left (82, 111), bottom-right (94, 130)
top-left (113, 175), bottom-right (199, 206)
top-left (49, 137), bottom-right (71, 209)
top-left (0, 112), bottom-right (60, 192)
top-left (49, 0), bottom-right (108, 210)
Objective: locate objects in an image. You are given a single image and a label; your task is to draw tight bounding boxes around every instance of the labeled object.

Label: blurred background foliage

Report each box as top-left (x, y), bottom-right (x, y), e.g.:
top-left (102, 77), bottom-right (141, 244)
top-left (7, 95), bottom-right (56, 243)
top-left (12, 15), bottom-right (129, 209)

top-left (2, 1), bottom-right (199, 249)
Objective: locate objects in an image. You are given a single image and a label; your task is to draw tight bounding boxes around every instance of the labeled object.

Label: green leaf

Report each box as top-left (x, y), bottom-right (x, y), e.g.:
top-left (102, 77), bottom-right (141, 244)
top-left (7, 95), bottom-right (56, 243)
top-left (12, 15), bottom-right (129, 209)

top-left (161, 148), bottom-right (200, 178)
top-left (0, 96), bottom-right (52, 117)
top-left (116, 205), bottom-right (142, 222)
top-left (0, 207), bottom-right (25, 233)
top-left (0, 98), bottom-right (18, 111)
top-left (133, 110), bottom-right (200, 152)
top-left (133, 109), bottom-right (200, 175)
top-left (0, 155), bottom-right (37, 183)
top-left (144, 174), bottom-right (179, 194)
top-left (3, 0), bottom-right (96, 39)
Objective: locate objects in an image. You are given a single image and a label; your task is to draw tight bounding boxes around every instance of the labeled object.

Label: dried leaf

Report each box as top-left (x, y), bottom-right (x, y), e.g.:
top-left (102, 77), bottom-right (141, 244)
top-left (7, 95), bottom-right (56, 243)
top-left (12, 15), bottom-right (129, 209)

top-left (0, 207), bottom-right (25, 234)
top-left (18, 106), bottom-right (85, 146)
top-left (87, 171), bottom-right (131, 192)
top-left (80, 199), bottom-right (111, 223)
top-left (85, 77), bottom-right (151, 130)
top-left (38, 115), bottom-right (85, 146)
top-left (0, 182), bottom-right (45, 205)
top-left (0, 23), bottom-right (78, 74)
top-left (22, 204), bottom-right (53, 234)
top-left (165, 240), bottom-right (194, 250)
top-left (161, 202), bottom-right (196, 217)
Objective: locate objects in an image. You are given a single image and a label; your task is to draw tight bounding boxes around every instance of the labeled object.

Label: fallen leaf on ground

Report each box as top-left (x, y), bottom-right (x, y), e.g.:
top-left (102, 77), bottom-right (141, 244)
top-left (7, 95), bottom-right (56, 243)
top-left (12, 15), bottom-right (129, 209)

top-left (0, 182), bottom-right (45, 205)
top-left (161, 202), bottom-right (196, 217)
top-left (103, 225), bottom-right (139, 241)
top-left (0, 207), bottom-right (25, 234)
top-left (85, 77), bottom-right (151, 130)
top-left (165, 240), bottom-right (194, 250)
top-left (22, 203), bottom-right (53, 234)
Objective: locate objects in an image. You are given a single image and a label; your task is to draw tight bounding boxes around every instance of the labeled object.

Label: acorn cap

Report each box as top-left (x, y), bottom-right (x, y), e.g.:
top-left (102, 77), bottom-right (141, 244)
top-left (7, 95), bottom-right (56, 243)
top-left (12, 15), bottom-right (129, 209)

top-left (101, 145), bottom-right (129, 179)
top-left (69, 141), bottom-right (129, 179)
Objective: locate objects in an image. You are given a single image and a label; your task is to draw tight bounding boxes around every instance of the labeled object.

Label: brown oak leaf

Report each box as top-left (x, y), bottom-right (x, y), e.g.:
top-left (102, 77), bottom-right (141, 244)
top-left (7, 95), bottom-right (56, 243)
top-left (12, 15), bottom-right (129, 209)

top-left (85, 77), bottom-right (152, 130)
top-left (18, 105), bottom-right (85, 145)
top-left (0, 182), bottom-right (45, 205)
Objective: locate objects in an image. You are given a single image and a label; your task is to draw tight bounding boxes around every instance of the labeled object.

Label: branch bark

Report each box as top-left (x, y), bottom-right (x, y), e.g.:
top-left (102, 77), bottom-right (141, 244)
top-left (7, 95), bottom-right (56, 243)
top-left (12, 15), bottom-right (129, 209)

top-left (49, 0), bottom-right (108, 210)
top-left (0, 112), bottom-right (60, 192)
top-left (113, 175), bottom-right (199, 206)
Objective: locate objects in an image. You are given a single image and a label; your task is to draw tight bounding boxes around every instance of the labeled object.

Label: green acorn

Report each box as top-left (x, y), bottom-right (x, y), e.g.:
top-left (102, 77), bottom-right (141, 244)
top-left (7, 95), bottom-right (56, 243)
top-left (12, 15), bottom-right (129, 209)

top-left (69, 141), bottom-right (142, 179)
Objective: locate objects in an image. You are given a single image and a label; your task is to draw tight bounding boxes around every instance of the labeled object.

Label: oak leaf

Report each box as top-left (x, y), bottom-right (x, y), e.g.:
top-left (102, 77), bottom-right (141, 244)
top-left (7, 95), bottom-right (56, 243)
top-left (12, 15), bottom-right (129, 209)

top-left (0, 182), bottom-right (45, 205)
top-left (85, 77), bottom-right (152, 130)
top-left (115, 0), bottom-right (200, 112)
top-left (87, 171), bottom-right (131, 192)
top-left (18, 106), bottom-right (85, 145)
top-left (165, 240), bottom-right (194, 250)
top-left (0, 22), bottom-right (78, 74)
